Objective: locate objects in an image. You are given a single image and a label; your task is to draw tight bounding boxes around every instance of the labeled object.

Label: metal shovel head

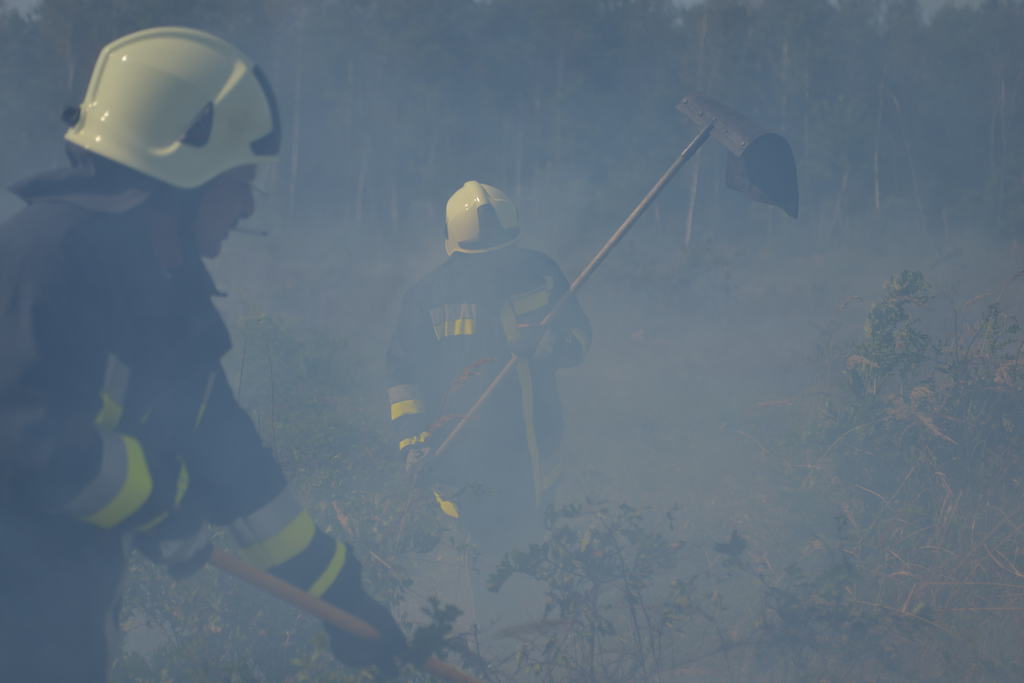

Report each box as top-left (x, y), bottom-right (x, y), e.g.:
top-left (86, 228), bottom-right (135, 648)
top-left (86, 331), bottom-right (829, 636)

top-left (677, 94), bottom-right (799, 218)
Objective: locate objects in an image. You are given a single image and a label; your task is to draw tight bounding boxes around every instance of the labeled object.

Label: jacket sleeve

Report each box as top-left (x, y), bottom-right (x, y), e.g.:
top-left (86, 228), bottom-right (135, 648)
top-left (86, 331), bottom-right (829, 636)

top-left (544, 260), bottom-right (591, 368)
top-left (0, 226), bottom-right (185, 531)
top-left (384, 288), bottom-right (436, 454)
top-left (507, 255), bottom-right (591, 369)
top-left (188, 368), bottom-right (353, 599)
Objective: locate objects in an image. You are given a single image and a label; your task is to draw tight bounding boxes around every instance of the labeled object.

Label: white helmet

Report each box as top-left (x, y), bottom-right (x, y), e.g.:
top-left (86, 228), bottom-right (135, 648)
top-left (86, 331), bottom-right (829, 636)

top-left (444, 181), bottom-right (519, 256)
top-left (64, 26), bottom-right (280, 189)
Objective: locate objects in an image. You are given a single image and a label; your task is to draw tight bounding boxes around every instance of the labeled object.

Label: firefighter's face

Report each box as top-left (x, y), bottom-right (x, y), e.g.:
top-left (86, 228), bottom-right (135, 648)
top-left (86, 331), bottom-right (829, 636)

top-left (193, 165), bottom-right (256, 258)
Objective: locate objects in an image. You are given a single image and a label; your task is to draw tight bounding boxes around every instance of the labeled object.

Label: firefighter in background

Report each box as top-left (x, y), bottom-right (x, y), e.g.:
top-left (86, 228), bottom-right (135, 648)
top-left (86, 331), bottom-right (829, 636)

top-left (385, 181), bottom-right (591, 612)
top-left (0, 28), bottom-right (403, 680)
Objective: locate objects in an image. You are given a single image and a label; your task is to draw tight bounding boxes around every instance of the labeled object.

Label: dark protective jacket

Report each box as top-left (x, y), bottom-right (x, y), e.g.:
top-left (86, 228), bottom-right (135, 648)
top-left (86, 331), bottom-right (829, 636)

top-left (385, 246), bottom-right (590, 505)
top-left (0, 169), bottom-right (351, 681)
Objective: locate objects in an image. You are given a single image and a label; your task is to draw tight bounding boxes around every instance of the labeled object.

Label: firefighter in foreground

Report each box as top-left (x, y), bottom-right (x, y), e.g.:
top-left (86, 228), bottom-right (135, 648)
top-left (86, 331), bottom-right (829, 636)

top-left (0, 28), bottom-right (403, 680)
top-left (386, 181), bottom-right (591, 626)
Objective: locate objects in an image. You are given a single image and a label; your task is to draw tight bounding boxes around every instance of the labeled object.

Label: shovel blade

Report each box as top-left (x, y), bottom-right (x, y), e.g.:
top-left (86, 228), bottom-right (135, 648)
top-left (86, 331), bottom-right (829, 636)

top-left (677, 94), bottom-right (799, 218)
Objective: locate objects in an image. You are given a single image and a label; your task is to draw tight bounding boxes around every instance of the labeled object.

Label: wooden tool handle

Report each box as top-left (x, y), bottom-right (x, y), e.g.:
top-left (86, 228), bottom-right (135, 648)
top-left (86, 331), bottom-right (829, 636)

top-left (209, 548), bottom-right (482, 683)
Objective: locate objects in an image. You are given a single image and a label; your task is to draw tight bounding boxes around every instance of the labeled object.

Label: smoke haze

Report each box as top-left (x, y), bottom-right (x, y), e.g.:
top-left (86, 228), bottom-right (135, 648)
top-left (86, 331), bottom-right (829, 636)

top-left (2, 0), bottom-right (1022, 680)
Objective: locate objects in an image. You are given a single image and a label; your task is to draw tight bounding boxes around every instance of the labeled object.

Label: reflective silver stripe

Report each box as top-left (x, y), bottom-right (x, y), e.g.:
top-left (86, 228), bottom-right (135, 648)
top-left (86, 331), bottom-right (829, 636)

top-left (96, 355), bottom-right (132, 429)
top-left (193, 371), bottom-right (217, 429)
top-left (387, 384), bottom-right (421, 404)
top-left (430, 308), bottom-right (442, 339)
top-left (65, 431), bottom-right (130, 520)
top-left (229, 486), bottom-right (304, 548)
top-left (148, 524), bottom-right (211, 565)
top-left (448, 303), bottom-right (476, 321)
top-left (430, 303), bottom-right (478, 339)
top-left (571, 327), bottom-right (592, 353)
top-left (102, 355), bottom-right (132, 406)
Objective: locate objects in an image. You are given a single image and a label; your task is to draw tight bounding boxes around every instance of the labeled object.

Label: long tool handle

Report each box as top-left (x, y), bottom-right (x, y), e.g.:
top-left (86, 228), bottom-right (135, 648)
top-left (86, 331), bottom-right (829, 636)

top-left (432, 122), bottom-right (715, 461)
top-left (209, 548), bottom-right (483, 683)
top-left (555, 121), bottom-right (715, 317)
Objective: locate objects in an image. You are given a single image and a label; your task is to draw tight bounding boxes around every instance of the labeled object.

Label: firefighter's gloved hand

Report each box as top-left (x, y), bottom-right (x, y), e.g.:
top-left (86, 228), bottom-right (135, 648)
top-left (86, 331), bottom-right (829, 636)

top-left (510, 324), bottom-right (558, 361)
top-left (327, 553), bottom-right (407, 674)
top-left (404, 446), bottom-right (433, 476)
top-left (135, 511), bottom-right (212, 580)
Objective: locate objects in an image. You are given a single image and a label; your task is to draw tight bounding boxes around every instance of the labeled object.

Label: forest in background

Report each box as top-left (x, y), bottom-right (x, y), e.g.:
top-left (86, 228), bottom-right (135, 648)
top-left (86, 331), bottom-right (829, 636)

top-left (2, 0), bottom-right (1023, 257)
top-left (3, 1), bottom-right (1024, 681)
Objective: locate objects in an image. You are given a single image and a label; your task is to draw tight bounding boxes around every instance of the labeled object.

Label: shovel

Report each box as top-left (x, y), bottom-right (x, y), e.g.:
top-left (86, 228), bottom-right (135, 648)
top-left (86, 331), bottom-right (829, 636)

top-left (429, 94), bottom-right (800, 470)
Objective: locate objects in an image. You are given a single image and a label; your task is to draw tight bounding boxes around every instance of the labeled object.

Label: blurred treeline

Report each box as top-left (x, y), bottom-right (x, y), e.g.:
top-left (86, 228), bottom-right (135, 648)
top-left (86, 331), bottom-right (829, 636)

top-left (1, 0), bottom-right (1022, 254)
top-left (3, 3), bottom-right (1022, 680)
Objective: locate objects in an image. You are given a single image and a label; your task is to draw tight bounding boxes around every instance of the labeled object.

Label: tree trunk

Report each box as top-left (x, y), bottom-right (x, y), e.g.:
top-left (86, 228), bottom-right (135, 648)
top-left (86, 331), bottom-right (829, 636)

top-left (684, 155), bottom-right (701, 251)
top-left (873, 80), bottom-right (885, 213)
top-left (683, 7), bottom-right (709, 251)
top-left (286, 4), bottom-right (306, 228)
top-left (890, 93), bottom-right (926, 231)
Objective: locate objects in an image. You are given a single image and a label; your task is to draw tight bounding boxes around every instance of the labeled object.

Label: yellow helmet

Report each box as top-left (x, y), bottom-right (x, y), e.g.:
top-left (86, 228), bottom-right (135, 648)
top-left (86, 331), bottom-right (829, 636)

top-left (64, 27), bottom-right (280, 189)
top-left (444, 181), bottom-right (519, 255)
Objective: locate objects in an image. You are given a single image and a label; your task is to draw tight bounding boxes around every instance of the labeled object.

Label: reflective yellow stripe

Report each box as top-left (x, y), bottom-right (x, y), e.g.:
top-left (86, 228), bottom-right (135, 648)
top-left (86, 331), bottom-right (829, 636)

top-left (136, 462), bottom-right (190, 531)
top-left (308, 541), bottom-right (347, 598)
top-left (83, 436), bottom-right (152, 529)
top-left (174, 462), bottom-right (189, 506)
top-left (516, 359), bottom-right (544, 509)
top-left (94, 392), bottom-right (123, 430)
top-left (541, 458), bottom-right (563, 496)
top-left (390, 398), bottom-right (424, 421)
top-left (512, 289), bottom-right (550, 316)
top-left (571, 327), bottom-right (591, 353)
top-left (239, 511), bottom-right (316, 570)
top-left (399, 431), bottom-right (430, 451)
top-left (229, 487), bottom-right (304, 548)
top-left (433, 490), bottom-right (460, 518)
top-left (441, 318), bottom-right (475, 337)
top-left (136, 510), bottom-right (168, 532)
top-left (499, 302), bottom-right (519, 343)
top-left (482, 294), bottom-right (543, 504)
